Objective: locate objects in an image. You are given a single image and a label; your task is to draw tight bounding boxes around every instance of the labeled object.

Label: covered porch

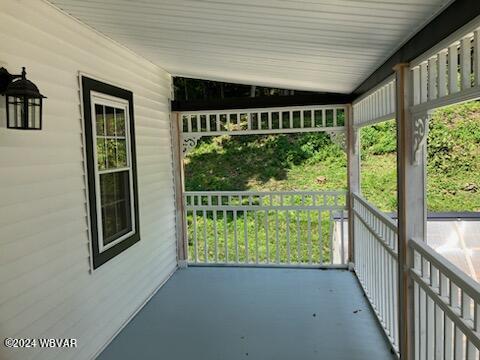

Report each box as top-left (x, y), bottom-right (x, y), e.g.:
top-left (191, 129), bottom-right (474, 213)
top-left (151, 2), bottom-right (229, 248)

top-left (2, 1), bottom-right (480, 360)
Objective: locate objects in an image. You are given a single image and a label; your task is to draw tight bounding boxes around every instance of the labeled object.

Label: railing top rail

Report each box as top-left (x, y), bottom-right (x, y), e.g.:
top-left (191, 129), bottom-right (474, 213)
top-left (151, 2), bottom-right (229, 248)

top-left (185, 190), bottom-right (347, 195)
top-left (352, 192), bottom-right (397, 232)
top-left (185, 205), bottom-right (346, 211)
top-left (174, 104), bottom-right (348, 116)
top-left (410, 15), bottom-right (480, 68)
top-left (410, 238), bottom-right (480, 301)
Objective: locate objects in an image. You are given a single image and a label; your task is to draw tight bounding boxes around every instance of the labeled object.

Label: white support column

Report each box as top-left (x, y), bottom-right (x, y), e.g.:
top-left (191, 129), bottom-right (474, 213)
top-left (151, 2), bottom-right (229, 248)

top-left (171, 112), bottom-right (188, 268)
top-left (395, 63), bottom-right (427, 360)
top-left (347, 104), bottom-right (359, 267)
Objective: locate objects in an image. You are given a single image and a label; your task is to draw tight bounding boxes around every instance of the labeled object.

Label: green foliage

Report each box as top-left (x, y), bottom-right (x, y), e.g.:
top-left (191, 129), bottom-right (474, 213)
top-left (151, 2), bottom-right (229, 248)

top-left (427, 102), bottom-right (480, 174)
top-left (357, 102), bottom-right (480, 212)
top-left (184, 102), bottom-right (480, 263)
top-left (426, 102), bottom-right (480, 212)
top-left (361, 120), bottom-right (397, 156)
top-left (358, 119), bottom-right (398, 211)
top-left (185, 133), bottom-right (346, 191)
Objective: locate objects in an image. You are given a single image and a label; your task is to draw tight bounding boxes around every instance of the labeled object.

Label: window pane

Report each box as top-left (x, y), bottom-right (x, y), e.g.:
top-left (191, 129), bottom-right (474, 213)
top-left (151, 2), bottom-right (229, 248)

top-left (106, 139), bottom-right (117, 169)
top-left (116, 200), bottom-right (129, 234)
top-left (95, 104), bottom-right (105, 136)
top-left (117, 140), bottom-right (127, 167)
top-left (97, 139), bottom-right (106, 170)
top-left (116, 108), bottom-right (126, 136)
top-left (100, 171), bottom-right (115, 205)
top-left (105, 106), bottom-right (115, 136)
top-left (102, 205), bottom-right (117, 242)
top-left (100, 171), bottom-right (132, 245)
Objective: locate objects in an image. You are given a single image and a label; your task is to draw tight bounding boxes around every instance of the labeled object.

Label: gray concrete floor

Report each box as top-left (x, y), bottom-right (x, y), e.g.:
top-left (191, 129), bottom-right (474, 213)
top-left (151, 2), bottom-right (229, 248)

top-left (98, 267), bottom-right (395, 360)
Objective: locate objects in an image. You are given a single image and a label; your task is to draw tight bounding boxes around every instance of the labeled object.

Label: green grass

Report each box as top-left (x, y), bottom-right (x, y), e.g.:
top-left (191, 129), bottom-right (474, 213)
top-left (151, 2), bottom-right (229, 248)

top-left (185, 132), bottom-right (347, 191)
top-left (187, 210), bottom-right (339, 264)
top-left (184, 102), bottom-right (480, 262)
top-left (185, 133), bottom-right (347, 264)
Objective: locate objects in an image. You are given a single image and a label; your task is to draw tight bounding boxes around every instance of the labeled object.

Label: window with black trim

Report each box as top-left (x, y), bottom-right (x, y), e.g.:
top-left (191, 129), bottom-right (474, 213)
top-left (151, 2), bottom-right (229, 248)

top-left (82, 76), bottom-right (140, 269)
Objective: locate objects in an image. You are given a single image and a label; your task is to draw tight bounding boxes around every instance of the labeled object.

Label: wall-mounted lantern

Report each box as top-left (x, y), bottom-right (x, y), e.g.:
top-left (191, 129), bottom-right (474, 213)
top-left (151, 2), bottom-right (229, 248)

top-left (0, 67), bottom-right (46, 130)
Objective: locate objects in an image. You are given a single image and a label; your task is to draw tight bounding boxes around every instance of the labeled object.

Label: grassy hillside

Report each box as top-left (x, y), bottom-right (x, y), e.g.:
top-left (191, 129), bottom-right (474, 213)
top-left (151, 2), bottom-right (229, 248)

top-left (185, 132), bottom-right (347, 191)
top-left (185, 102), bottom-right (480, 213)
top-left (183, 102), bottom-right (480, 263)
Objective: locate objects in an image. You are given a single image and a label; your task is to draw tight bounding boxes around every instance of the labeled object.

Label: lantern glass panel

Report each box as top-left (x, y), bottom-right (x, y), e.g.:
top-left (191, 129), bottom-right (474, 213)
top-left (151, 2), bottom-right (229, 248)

top-left (28, 98), bottom-right (41, 129)
top-left (7, 96), bottom-right (24, 129)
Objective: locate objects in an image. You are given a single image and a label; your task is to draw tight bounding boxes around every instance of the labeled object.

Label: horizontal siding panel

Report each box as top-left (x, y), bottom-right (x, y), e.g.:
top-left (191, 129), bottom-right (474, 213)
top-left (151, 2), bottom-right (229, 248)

top-left (0, 183), bottom-right (85, 208)
top-left (135, 136), bottom-right (172, 147)
top-left (135, 114), bottom-right (171, 125)
top-left (135, 126), bottom-right (170, 137)
top-left (0, 40), bottom-right (169, 105)
top-left (0, 1), bottom-right (176, 360)
top-left (136, 145), bottom-right (173, 159)
top-left (0, 250), bottom-right (89, 311)
top-left (1, 207), bottom-right (87, 245)
top-left (137, 163), bottom-right (174, 177)
top-left (0, 163), bottom-right (83, 187)
top-left (0, 192), bottom-right (86, 228)
top-left (0, 243), bottom-right (89, 325)
top-left (0, 2), bottom-right (166, 80)
top-left (0, 130), bottom-right (83, 148)
top-left (138, 153), bottom-right (174, 165)
top-left (0, 217), bottom-right (87, 266)
top-left (140, 179), bottom-right (173, 197)
top-left (0, 147), bottom-right (83, 166)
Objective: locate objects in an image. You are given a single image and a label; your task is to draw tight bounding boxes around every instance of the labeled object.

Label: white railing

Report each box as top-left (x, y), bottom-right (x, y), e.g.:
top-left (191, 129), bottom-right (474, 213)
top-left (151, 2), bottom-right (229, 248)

top-left (179, 105), bottom-right (346, 137)
top-left (352, 75), bottom-right (396, 127)
top-left (410, 17), bottom-right (480, 113)
top-left (352, 193), bottom-right (399, 353)
top-left (184, 190), bottom-right (347, 267)
top-left (410, 238), bottom-right (480, 360)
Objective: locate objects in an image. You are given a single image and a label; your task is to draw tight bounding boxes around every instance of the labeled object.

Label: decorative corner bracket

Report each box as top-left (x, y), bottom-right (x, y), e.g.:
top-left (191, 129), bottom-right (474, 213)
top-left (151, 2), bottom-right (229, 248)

top-left (182, 135), bottom-right (202, 157)
top-left (412, 113), bottom-right (429, 165)
top-left (327, 129), bottom-right (347, 151)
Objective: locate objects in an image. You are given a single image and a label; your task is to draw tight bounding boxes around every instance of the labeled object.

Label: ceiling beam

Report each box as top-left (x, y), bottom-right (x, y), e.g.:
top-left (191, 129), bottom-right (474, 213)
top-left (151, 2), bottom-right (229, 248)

top-left (171, 92), bottom-right (353, 111)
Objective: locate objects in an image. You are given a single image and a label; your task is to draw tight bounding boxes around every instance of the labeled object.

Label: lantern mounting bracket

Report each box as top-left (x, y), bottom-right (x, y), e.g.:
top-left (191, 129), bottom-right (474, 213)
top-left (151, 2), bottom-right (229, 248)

top-left (0, 67), bottom-right (24, 95)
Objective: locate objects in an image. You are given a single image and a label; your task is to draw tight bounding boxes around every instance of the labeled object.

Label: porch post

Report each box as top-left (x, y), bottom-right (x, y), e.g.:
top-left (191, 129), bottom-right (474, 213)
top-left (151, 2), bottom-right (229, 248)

top-left (171, 112), bottom-right (188, 268)
top-left (396, 63), bottom-right (426, 359)
top-left (346, 104), bottom-right (359, 267)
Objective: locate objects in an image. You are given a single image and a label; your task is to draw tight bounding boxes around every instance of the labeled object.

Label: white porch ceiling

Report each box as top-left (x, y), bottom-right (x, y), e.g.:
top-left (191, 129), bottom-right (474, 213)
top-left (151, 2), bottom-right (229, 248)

top-left (48, 0), bottom-right (452, 93)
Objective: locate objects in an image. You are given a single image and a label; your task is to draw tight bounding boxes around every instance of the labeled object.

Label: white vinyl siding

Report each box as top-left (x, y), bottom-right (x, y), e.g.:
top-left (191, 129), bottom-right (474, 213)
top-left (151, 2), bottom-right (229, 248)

top-left (0, 1), bottom-right (177, 360)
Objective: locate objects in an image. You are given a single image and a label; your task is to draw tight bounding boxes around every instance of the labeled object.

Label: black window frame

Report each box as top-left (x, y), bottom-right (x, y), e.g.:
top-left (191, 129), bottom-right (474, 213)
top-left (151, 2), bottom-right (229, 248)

top-left (82, 76), bottom-right (140, 269)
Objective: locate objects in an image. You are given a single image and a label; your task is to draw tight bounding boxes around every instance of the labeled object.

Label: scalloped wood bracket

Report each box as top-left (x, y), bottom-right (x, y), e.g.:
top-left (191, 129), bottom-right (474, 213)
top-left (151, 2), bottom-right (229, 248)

top-left (182, 134), bottom-right (202, 157)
